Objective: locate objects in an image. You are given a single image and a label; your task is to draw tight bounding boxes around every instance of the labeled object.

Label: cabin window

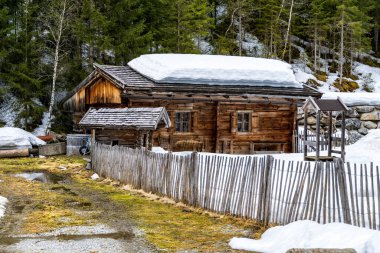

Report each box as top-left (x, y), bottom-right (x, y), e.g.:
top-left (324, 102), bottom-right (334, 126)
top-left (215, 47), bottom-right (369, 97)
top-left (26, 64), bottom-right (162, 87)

top-left (175, 112), bottom-right (191, 132)
top-left (111, 140), bottom-right (119, 146)
top-left (237, 112), bottom-right (251, 132)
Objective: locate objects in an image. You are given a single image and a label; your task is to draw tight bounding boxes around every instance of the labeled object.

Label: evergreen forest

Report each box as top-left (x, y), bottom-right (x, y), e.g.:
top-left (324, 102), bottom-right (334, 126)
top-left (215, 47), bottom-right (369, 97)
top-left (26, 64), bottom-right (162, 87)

top-left (0, 0), bottom-right (379, 132)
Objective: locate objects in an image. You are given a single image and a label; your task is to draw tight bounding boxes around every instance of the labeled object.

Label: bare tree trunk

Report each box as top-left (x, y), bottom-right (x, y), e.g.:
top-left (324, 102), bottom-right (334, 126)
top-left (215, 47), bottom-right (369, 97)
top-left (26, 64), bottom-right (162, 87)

top-left (375, 25), bottom-right (379, 52)
top-left (282, 0), bottom-right (294, 60)
top-left (177, 3), bottom-right (180, 53)
top-left (314, 26), bottom-right (318, 71)
top-left (45, 0), bottom-right (67, 135)
top-left (238, 1), bottom-right (242, 56)
top-left (339, 13), bottom-right (345, 86)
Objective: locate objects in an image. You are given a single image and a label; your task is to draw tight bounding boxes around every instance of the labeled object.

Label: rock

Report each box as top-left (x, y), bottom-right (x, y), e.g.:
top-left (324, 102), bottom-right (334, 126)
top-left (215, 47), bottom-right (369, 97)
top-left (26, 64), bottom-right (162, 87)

top-left (345, 118), bottom-right (361, 130)
top-left (287, 249), bottom-right (356, 253)
top-left (363, 121), bottom-right (377, 129)
top-left (361, 111), bottom-right (380, 121)
top-left (307, 116), bottom-right (316, 125)
top-left (355, 106), bottom-right (374, 113)
top-left (58, 166), bottom-right (67, 171)
top-left (38, 155), bottom-right (47, 159)
top-left (348, 131), bottom-right (363, 143)
top-left (358, 127), bottom-right (368, 135)
top-left (375, 106), bottom-right (380, 110)
top-left (345, 108), bottom-right (359, 118)
top-left (86, 163), bottom-right (91, 170)
top-left (91, 173), bottom-right (99, 180)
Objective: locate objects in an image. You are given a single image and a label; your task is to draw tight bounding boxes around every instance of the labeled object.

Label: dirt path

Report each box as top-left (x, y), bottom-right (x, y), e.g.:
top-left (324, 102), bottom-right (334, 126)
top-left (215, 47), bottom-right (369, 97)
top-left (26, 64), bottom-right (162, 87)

top-left (0, 158), bottom-right (157, 253)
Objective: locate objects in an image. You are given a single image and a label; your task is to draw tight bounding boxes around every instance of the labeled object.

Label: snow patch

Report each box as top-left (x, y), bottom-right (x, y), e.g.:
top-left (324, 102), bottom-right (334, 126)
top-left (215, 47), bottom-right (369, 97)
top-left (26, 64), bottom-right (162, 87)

top-left (0, 94), bottom-right (20, 127)
top-left (0, 196), bottom-right (8, 219)
top-left (0, 127), bottom-right (46, 149)
top-left (128, 54), bottom-right (301, 87)
top-left (33, 112), bottom-right (50, 136)
top-left (238, 33), bottom-right (265, 57)
top-left (229, 220), bottom-right (380, 253)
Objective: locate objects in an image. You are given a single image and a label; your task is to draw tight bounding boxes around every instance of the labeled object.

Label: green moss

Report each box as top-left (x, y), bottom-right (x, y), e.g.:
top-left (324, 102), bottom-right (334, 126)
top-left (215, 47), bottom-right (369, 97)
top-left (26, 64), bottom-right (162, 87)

top-left (333, 78), bottom-right (359, 92)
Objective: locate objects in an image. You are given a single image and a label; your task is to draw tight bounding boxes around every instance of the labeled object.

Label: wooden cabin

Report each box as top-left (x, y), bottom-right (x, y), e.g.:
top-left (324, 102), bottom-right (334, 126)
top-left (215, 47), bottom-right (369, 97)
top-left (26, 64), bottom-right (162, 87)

top-left (79, 107), bottom-right (171, 150)
top-left (63, 54), bottom-right (321, 154)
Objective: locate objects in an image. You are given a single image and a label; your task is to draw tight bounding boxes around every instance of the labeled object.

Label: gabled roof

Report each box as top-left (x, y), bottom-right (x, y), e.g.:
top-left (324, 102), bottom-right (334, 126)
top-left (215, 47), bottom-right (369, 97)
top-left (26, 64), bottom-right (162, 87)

top-left (303, 97), bottom-right (348, 112)
top-left (79, 107), bottom-right (171, 130)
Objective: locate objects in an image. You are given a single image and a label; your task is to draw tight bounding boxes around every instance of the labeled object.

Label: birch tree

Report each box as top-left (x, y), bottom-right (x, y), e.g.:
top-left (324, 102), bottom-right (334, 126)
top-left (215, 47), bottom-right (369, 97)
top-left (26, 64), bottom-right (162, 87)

top-left (42, 0), bottom-right (72, 134)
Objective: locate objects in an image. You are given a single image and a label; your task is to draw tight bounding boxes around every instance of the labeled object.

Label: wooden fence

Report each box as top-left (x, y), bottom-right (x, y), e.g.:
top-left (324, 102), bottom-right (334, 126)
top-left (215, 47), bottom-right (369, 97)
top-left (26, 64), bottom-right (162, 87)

top-left (92, 143), bottom-right (380, 230)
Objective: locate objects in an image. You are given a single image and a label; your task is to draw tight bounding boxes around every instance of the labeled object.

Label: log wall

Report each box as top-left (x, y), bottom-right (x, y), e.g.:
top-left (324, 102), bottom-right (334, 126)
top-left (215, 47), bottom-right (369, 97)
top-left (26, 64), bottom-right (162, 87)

top-left (130, 99), bottom-right (296, 154)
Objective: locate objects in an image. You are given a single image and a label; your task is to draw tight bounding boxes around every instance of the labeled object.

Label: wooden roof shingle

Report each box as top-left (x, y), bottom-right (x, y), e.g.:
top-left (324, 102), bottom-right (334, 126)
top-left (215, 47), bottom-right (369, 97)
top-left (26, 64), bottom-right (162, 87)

top-left (79, 107), bottom-right (171, 130)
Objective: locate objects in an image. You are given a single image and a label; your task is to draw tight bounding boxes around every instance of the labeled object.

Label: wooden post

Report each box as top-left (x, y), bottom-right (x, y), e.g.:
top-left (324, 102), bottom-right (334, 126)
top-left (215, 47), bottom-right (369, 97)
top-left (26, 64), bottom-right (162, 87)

top-left (215, 102), bottom-right (220, 153)
top-left (341, 111), bottom-right (346, 162)
top-left (335, 158), bottom-right (351, 224)
top-left (328, 111), bottom-right (332, 157)
top-left (303, 109), bottom-right (308, 160)
top-left (316, 110), bottom-right (321, 160)
top-left (91, 128), bottom-right (96, 153)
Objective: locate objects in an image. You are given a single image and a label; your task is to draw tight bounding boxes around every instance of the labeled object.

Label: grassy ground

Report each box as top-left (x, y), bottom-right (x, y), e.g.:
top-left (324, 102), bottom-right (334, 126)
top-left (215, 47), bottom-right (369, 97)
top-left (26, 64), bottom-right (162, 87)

top-left (0, 155), bottom-right (266, 252)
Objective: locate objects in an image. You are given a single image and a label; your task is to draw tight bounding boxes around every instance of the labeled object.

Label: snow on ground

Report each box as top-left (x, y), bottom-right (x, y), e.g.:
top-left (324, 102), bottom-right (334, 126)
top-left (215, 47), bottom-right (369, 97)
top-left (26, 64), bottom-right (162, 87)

top-left (33, 112), bottom-right (49, 136)
top-left (0, 196), bottom-right (8, 219)
top-left (0, 127), bottom-right (46, 149)
top-left (238, 33), bottom-right (265, 57)
top-left (0, 94), bottom-right (20, 127)
top-left (229, 220), bottom-right (380, 253)
top-left (271, 129), bottom-right (380, 164)
top-left (353, 62), bottom-right (380, 92)
top-left (128, 54), bottom-right (301, 87)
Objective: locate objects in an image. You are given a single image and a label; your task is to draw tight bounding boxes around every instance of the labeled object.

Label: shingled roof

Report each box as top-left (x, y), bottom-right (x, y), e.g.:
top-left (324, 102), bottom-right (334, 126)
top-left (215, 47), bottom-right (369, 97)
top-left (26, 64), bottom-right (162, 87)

top-left (79, 107), bottom-right (171, 130)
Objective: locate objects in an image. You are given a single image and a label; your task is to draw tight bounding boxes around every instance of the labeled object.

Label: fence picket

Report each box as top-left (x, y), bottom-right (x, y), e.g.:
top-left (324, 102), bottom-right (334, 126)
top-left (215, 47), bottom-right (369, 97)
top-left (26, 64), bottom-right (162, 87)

top-left (91, 143), bottom-right (380, 231)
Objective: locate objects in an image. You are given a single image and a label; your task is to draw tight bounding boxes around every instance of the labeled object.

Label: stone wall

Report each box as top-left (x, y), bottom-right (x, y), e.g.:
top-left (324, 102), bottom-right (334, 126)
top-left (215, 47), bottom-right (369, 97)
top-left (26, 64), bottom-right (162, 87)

top-left (298, 105), bottom-right (380, 143)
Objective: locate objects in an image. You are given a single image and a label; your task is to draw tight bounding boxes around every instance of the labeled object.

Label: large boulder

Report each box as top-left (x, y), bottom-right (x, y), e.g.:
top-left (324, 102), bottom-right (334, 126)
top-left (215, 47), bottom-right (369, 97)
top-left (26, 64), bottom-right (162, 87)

top-left (345, 118), bottom-right (362, 130)
top-left (358, 127), bottom-right (368, 135)
top-left (363, 121), bottom-right (377, 129)
top-left (361, 111), bottom-right (380, 121)
top-left (0, 127), bottom-right (46, 150)
top-left (348, 130), bottom-right (363, 143)
top-left (345, 108), bottom-right (359, 118)
top-left (355, 106), bottom-right (374, 113)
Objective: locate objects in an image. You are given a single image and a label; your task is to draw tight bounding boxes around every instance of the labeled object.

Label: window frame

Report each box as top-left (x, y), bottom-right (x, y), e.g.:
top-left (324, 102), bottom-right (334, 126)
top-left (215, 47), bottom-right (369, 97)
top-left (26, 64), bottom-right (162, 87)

top-left (237, 111), bottom-right (252, 133)
top-left (175, 111), bottom-right (192, 133)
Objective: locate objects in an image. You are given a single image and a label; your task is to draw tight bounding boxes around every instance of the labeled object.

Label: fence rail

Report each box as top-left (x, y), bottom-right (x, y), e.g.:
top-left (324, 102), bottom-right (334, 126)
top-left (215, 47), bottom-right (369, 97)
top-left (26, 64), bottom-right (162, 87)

top-left (92, 143), bottom-right (380, 230)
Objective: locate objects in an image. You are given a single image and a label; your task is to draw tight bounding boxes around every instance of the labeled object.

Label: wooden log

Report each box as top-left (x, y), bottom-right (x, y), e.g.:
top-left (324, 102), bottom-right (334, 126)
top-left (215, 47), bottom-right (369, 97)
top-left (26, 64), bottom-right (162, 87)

top-left (0, 149), bottom-right (29, 158)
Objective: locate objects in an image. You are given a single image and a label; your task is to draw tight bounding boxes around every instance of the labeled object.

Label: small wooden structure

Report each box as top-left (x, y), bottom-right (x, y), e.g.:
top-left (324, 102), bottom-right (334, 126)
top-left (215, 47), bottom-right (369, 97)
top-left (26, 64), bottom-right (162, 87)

top-left (79, 107), bottom-right (171, 150)
top-left (302, 97), bottom-right (348, 161)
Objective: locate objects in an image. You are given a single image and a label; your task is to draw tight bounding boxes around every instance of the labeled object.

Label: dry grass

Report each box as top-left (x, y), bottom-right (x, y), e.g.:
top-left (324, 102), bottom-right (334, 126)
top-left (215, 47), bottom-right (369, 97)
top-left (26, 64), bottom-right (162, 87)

top-left (0, 155), bottom-right (267, 251)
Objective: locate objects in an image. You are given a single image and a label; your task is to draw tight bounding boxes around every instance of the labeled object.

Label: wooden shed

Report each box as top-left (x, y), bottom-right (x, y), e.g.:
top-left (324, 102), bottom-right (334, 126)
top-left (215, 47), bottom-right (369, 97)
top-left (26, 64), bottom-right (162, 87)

top-left (79, 107), bottom-right (171, 150)
top-left (63, 54), bottom-right (321, 154)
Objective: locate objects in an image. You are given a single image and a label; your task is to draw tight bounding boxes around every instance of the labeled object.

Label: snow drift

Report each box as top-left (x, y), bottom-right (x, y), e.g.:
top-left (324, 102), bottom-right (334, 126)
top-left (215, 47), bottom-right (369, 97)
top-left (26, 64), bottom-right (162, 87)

top-left (0, 127), bottom-right (46, 150)
top-left (128, 54), bottom-right (302, 87)
top-left (230, 220), bottom-right (380, 253)
top-left (0, 196), bottom-right (8, 219)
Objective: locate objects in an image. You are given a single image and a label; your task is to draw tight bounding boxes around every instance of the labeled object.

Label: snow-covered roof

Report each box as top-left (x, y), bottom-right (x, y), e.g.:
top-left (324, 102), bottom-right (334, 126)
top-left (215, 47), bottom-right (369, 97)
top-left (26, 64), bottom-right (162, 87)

top-left (128, 54), bottom-right (302, 88)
